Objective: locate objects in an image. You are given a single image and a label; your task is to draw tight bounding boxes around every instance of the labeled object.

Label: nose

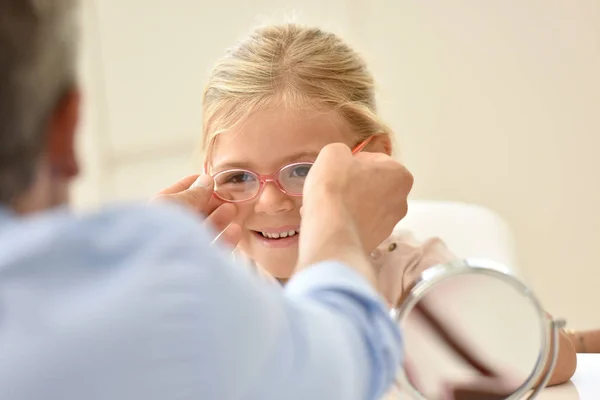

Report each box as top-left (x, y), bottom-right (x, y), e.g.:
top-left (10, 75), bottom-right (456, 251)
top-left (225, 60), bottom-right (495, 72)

top-left (254, 182), bottom-right (295, 215)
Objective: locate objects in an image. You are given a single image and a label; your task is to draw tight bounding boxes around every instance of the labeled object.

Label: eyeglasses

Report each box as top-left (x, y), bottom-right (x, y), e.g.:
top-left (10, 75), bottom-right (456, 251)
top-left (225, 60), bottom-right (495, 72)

top-left (207, 136), bottom-right (375, 203)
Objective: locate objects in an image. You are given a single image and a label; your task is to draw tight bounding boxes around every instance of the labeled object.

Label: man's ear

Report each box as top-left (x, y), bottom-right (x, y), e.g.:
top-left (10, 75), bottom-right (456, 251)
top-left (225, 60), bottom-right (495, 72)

top-left (47, 87), bottom-right (81, 179)
top-left (366, 134), bottom-right (393, 156)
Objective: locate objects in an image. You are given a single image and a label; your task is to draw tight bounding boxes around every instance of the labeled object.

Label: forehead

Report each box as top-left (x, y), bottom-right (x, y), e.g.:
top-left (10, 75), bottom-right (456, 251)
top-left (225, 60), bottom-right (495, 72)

top-left (210, 108), bottom-right (352, 172)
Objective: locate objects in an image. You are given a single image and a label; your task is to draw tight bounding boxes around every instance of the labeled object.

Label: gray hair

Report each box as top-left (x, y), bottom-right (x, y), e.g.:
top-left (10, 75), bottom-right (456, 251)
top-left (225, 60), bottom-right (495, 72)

top-left (0, 0), bottom-right (79, 205)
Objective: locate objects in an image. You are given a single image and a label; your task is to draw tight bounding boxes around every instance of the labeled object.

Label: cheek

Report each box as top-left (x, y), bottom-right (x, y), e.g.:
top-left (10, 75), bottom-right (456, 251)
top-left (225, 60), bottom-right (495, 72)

top-left (234, 203), bottom-right (255, 227)
top-left (293, 196), bottom-right (303, 210)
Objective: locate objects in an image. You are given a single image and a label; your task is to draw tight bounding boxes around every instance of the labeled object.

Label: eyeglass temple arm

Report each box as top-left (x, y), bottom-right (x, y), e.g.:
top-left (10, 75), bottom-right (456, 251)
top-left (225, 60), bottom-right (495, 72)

top-left (351, 135), bottom-right (376, 154)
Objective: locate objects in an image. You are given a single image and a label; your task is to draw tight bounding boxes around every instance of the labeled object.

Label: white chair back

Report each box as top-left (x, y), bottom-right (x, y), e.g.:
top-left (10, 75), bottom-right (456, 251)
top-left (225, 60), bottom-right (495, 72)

top-left (396, 200), bottom-right (521, 276)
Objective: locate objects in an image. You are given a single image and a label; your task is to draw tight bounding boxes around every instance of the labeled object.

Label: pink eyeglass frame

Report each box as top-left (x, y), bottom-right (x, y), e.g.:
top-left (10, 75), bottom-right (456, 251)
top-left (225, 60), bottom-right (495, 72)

top-left (204, 136), bottom-right (375, 203)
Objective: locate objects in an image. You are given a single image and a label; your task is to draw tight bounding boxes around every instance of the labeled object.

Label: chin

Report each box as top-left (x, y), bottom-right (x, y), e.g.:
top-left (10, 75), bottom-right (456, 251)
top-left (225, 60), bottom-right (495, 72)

top-left (261, 259), bottom-right (296, 279)
top-left (239, 240), bottom-right (299, 279)
top-left (236, 228), bottom-right (302, 279)
top-left (257, 248), bottom-right (298, 279)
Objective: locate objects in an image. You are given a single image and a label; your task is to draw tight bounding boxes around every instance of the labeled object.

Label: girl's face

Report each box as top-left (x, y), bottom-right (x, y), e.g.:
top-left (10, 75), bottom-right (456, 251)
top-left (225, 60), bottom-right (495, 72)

top-left (209, 107), bottom-right (354, 278)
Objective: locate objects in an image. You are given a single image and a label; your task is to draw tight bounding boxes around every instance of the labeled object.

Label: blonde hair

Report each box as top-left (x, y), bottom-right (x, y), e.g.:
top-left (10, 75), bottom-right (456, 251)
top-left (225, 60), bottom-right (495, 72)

top-left (201, 23), bottom-right (392, 160)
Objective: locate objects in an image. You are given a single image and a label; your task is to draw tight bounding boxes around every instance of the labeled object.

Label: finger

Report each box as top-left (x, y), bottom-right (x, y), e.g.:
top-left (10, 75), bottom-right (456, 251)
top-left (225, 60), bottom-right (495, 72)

top-left (212, 223), bottom-right (242, 249)
top-left (205, 203), bottom-right (237, 234)
top-left (319, 142), bottom-right (352, 159)
top-left (157, 174), bottom-right (201, 195)
top-left (353, 151), bottom-right (391, 162)
top-left (353, 145), bottom-right (392, 159)
top-left (173, 187), bottom-right (214, 213)
top-left (403, 168), bottom-right (415, 192)
top-left (205, 191), bottom-right (226, 214)
top-left (158, 175), bottom-right (215, 213)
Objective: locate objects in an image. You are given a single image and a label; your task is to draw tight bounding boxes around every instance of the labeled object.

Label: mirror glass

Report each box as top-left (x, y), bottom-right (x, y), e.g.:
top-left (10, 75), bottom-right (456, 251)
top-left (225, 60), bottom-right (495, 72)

top-left (399, 271), bottom-right (545, 400)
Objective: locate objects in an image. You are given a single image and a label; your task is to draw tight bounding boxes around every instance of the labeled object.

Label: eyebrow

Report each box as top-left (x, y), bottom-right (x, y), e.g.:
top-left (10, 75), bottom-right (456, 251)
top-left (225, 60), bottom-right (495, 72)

top-left (212, 150), bottom-right (320, 172)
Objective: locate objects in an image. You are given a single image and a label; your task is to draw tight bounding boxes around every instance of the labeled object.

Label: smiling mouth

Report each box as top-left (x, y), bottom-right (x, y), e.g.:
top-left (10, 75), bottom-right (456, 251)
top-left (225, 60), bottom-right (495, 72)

top-left (254, 229), bottom-right (300, 239)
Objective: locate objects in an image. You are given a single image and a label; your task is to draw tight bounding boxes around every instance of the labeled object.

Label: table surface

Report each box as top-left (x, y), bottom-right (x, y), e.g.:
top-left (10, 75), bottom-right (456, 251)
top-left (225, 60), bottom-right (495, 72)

top-left (385, 354), bottom-right (599, 399)
top-left (536, 354), bottom-right (600, 400)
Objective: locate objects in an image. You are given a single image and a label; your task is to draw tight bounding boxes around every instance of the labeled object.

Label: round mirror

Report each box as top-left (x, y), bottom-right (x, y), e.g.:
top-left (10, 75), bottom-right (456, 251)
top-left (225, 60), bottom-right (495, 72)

top-left (391, 259), bottom-right (561, 400)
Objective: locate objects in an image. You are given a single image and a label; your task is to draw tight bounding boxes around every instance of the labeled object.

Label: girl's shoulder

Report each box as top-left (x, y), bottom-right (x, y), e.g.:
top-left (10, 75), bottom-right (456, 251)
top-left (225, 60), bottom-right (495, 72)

top-left (371, 230), bottom-right (456, 306)
top-left (370, 229), bottom-right (455, 269)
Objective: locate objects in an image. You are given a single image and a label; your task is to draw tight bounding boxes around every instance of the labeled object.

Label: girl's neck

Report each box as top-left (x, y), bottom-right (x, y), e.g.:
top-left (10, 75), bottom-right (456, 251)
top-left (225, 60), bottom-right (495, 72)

top-left (246, 257), bottom-right (288, 286)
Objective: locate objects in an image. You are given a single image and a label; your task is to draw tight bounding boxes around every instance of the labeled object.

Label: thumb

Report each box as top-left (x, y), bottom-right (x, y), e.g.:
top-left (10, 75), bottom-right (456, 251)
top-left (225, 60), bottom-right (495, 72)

top-left (159, 175), bottom-right (216, 214)
top-left (317, 142), bottom-right (353, 162)
top-left (157, 174), bottom-right (200, 195)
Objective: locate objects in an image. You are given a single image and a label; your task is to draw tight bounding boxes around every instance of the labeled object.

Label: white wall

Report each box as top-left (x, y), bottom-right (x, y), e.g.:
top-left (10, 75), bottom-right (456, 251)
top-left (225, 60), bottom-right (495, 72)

top-left (73, 0), bottom-right (354, 207)
top-left (73, 0), bottom-right (600, 329)
top-left (347, 0), bottom-right (600, 330)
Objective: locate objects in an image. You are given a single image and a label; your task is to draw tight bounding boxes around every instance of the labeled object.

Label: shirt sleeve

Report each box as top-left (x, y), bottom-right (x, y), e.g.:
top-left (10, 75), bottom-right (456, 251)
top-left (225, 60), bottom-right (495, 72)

top-left (372, 230), bottom-right (457, 306)
top-left (163, 218), bottom-right (404, 400)
top-left (284, 262), bottom-right (404, 399)
top-left (0, 203), bottom-right (402, 400)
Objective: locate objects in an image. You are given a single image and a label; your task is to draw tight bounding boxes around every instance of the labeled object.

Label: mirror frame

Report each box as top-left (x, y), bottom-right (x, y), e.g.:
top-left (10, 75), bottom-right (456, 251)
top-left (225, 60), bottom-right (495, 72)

top-left (390, 258), bottom-right (565, 400)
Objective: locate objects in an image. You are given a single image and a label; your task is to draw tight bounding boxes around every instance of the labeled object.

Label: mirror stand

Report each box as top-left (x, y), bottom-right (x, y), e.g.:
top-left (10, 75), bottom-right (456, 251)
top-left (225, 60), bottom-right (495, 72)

top-left (521, 318), bottom-right (566, 400)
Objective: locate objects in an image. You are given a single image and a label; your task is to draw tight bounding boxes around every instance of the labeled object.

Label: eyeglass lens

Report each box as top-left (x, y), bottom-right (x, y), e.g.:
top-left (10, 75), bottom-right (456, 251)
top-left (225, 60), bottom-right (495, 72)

top-left (213, 163), bottom-right (312, 201)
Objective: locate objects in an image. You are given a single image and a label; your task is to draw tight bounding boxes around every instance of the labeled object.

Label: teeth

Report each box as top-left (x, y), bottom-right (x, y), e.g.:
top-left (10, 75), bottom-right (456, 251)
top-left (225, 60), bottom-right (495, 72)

top-left (260, 230), bottom-right (300, 239)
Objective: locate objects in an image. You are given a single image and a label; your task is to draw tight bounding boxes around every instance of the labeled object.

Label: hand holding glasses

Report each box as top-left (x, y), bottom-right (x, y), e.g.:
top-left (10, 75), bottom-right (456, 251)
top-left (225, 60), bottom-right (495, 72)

top-left (202, 135), bottom-right (413, 256)
top-left (205, 137), bottom-right (375, 203)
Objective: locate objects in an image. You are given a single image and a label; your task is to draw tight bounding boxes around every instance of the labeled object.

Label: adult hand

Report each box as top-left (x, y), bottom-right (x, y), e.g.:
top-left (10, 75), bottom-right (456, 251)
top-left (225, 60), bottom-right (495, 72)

top-left (296, 143), bottom-right (413, 286)
top-left (303, 143), bottom-right (413, 253)
top-left (153, 174), bottom-right (242, 249)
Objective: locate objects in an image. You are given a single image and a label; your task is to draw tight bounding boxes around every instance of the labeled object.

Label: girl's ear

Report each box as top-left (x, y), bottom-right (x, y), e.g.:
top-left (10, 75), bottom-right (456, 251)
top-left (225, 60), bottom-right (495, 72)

top-left (367, 134), bottom-right (392, 156)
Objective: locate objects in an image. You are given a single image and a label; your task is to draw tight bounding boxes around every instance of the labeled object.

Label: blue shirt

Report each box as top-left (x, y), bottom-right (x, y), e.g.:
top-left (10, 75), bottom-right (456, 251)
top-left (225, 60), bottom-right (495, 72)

top-left (0, 203), bottom-right (402, 400)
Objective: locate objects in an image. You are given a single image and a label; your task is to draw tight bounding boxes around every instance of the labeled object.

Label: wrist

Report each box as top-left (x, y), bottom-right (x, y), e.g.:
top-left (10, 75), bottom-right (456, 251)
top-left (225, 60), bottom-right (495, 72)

top-left (297, 192), bottom-right (376, 287)
top-left (301, 189), bottom-right (353, 248)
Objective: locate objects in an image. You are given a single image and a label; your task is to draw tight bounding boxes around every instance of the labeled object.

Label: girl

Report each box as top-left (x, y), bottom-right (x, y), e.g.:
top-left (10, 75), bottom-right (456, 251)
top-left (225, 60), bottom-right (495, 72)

top-left (199, 23), bottom-right (577, 390)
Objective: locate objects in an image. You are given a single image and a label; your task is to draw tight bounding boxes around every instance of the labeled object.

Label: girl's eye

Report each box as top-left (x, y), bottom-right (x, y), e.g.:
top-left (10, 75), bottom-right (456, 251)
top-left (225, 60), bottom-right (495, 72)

top-left (217, 171), bottom-right (257, 185)
top-left (289, 165), bottom-right (311, 177)
top-left (228, 173), bottom-right (253, 183)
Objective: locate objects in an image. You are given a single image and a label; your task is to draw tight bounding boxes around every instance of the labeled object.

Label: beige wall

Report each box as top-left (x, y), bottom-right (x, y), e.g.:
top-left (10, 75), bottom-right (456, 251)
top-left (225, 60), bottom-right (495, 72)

top-left (73, 1), bottom-right (600, 329)
top-left (346, 0), bottom-right (600, 330)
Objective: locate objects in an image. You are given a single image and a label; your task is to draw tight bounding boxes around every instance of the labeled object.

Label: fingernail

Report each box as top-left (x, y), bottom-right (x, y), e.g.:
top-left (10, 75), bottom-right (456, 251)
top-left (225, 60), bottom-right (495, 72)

top-left (192, 174), bottom-right (212, 188)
